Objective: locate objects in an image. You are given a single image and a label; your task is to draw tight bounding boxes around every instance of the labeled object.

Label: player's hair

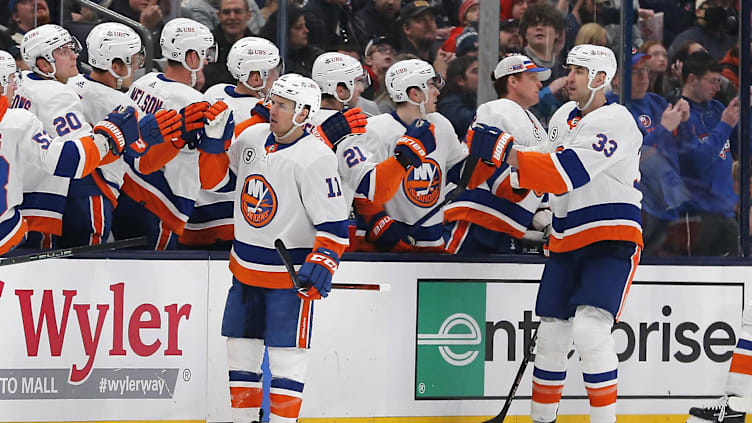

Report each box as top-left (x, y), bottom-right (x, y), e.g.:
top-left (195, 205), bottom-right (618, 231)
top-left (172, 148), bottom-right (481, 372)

top-left (519, 2), bottom-right (567, 36)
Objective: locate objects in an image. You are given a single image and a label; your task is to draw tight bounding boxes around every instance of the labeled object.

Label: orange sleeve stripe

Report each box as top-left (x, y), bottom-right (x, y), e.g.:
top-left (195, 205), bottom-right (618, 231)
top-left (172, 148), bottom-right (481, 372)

top-left (615, 246), bottom-right (641, 322)
top-left (120, 175), bottom-right (186, 235)
top-left (730, 353), bottom-right (752, 376)
top-left (445, 220), bottom-right (470, 254)
top-left (0, 218), bottom-right (28, 256)
top-left (90, 171), bottom-right (118, 207)
top-left (199, 152), bottom-right (230, 190)
top-left (179, 224), bottom-right (234, 245)
top-left (443, 208), bottom-right (526, 238)
top-left (550, 225), bottom-right (643, 253)
top-left (229, 256), bottom-right (295, 289)
top-left (532, 381), bottom-right (564, 404)
top-left (313, 236), bottom-right (348, 258)
top-left (230, 387), bottom-right (263, 408)
top-left (353, 198), bottom-right (383, 225)
top-left (493, 174), bottom-right (530, 203)
top-left (79, 136), bottom-right (105, 177)
top-left (269, 394), bottom-right (302, 419)
top-left (136, 141), bottom-right (180, 175)
top-left (516, 150), bottom-right (569, 195)
top-left (585, 384), bottom-right (618, 407)
top-left (24, 216), bottom-right (62, 236)
top-left (98, 151), bottom-right (120, 166)
top-left (234, 114), bottom-right (267, 137)
top-left (467, 161), bottom-right (496, 190)
top-left (372, 157), bottom-right (407, 205)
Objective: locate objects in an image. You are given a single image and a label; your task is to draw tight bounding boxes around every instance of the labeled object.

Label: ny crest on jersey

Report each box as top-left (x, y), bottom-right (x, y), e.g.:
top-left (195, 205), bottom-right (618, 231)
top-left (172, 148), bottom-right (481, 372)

top-left (241, 174), bottom-right (277, 227)
top-left (243, 147), bottom-right (256, 164)
top-left (403, 158), bottom-right (441, 208)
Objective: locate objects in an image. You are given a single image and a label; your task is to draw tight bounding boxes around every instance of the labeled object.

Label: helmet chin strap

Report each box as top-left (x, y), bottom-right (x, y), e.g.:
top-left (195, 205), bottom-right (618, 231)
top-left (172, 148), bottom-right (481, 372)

top-left (108, 65), bottom-right (132, 91)
top-left (576, 79), bottom-right (606, 111)
top-left (406, 88), bottom-right (429, 119)
top-left (276, 110), bottom-right (306, 141)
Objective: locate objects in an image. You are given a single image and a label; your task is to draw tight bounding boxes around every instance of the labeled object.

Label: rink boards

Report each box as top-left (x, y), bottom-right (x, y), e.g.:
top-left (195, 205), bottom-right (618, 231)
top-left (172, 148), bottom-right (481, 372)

top-left (0, 256), bottom-right (748, 422)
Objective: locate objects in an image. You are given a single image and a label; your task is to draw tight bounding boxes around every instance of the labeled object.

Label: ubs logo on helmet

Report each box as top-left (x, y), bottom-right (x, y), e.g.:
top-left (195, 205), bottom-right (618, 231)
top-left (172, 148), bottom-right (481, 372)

top-left (241, 174), bottom-right (277, 227)
top-left (403, 158), bottom-right (441, 208)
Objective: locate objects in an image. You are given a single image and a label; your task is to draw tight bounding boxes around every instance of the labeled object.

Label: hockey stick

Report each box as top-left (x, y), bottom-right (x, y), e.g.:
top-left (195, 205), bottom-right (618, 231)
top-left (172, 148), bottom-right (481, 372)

top-left (273, 239), bottom-right (385, 292)
top-left (0, 236), bottom-right (148, 267)
top-left (483, 328), bottom-right (538, 423)
top-left (405, 156), bottom-right (479, 245)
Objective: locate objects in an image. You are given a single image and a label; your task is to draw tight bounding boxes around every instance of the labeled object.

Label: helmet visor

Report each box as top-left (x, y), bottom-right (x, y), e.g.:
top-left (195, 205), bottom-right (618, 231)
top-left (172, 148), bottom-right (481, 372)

top-left (206, 43), bottom-right (218, 63)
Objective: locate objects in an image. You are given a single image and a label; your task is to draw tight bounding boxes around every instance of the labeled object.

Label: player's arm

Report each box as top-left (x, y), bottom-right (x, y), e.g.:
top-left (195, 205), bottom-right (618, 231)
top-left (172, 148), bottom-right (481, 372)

top-left (197, 102), bottom-right (235, 190)
top-left (296, 153), bottom-right (350, 300)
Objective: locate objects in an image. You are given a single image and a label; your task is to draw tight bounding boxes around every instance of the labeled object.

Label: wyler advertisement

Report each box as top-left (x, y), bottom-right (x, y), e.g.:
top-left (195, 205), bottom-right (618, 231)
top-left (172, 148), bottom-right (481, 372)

top-left (0, 259), bottom-right (209, 422)
top-left (416, 279), bottom-right (744, 400)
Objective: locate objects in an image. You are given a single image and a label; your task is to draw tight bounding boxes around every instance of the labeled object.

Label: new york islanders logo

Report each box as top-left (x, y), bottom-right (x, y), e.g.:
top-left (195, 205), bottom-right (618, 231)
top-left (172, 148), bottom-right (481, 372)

top-left (638, 114), bottom-right (652, 128)
top-left (240, 174), bottom-right (277, 227)
top-left (403, 158), bottom-right (441, 208)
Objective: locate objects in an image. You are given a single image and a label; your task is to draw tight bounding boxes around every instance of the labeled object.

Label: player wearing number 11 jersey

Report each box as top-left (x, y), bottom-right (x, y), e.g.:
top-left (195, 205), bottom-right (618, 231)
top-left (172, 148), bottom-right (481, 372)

top-left (476, 45), bottom-right (643, 423)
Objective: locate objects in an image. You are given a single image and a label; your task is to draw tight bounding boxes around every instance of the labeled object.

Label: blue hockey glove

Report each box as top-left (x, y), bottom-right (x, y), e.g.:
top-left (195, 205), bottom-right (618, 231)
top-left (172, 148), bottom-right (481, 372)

top-left (468, 123), bottom-right (514, 167)
top-left (311, 107), bottom-right (367, 147)
top-left (93, 106), bottom-right (140, 156)
top-left (366, 211), bottom-right (408, 251)
top-left (296, 247), bottom-right (340, 300)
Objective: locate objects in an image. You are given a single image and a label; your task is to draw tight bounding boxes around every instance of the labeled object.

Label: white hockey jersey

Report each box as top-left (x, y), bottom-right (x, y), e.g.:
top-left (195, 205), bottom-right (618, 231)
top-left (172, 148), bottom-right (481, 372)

top-left (203, 123), bottom-right (349, 289)
top-left (0, 98), bottom-right (112, 253)
top-left (68, 73), bottom-right (135, 205)
top-left (355, 111), bottom-right (468, 248)
top-left (124, 72), bottom-right (205, 234)
top-left (12, 71), bottom-right (97, 235)
top-left (445, 98), bottom-right (551, 238)
top-left (180, 83), bottom-right (258, 245)
top-left (515, 100), bottom-right (643, 252)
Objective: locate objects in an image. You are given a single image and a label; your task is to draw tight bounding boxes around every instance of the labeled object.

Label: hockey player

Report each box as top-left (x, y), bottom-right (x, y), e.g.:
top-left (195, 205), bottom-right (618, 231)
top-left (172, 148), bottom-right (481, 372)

top-left (351, 58), bottom-right (469, 252)
top-left (472, 45), bottom-right (642, 423)
top-left (0, 49), bottom-right (141, 255)
top-left (198, 73), bottom-right (349, 423)
top-left (309, 52), bottom-right (434, 213)
top-left (13, 24), bottom-right (148, 248)
top-left (67, 22), bottom-right (181, 247)
top-left (114, 17), bottom-right (218, 250)
top-left (180, 36), bottom-right (282, 249)
top-left (686, 302), bottom-right (752, 422)
top-left (444, 54), bottom-right (553, 254)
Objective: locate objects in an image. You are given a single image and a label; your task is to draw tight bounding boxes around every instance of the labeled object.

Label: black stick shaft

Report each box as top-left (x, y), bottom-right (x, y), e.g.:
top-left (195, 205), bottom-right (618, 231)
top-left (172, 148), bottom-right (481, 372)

top-left (0, 236), bottom-right (148, 267)
top-left (484, 329), bottom-right (538, 423)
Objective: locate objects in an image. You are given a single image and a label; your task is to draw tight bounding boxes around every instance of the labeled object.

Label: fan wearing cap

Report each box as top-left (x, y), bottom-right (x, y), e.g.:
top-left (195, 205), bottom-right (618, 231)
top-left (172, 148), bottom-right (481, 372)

top-left (398, 1), bottom-right (439, 63)
top-left (486, 45), bottom-right (643, 423)
top-left (499, 18), bottom-right (523, 56)
top-left (605, 53), bottom-right (690, 255)
top-left (438, 0), bottom-right (479, 54)
top-left (8, 0), bottom-right (50, 43)
top-left (363, 36), bottom-right (397, 106)
top-left (444, 54), bottom-right (552, 255)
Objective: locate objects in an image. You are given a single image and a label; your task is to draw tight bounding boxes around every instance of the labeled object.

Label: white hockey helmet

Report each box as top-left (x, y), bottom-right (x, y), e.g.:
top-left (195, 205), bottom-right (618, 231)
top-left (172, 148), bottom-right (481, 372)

top-left (385, 59), bottom-right (444, 114)
top-left (160, 18), bottom-right (217, 87)
top-left (566, 44), bottom-right (617, 109)
top-left (87, 22), bottom-right (145, 89)
top-left (226, 37), bottom-right (282, 93)
top-left (267, 73), bottom-right (321, 128)
top-left (0, 50), bottom-right (16, 96)
top-left (21, 24), bottom-right (81, 79)
top-left (311, 52), bottom-right (370, 104)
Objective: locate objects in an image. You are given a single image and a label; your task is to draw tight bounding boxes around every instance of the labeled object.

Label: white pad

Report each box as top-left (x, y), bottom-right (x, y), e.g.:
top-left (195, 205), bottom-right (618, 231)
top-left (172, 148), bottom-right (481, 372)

top-left (227, 337), bottom-right (265, 372)
top-left (268, 347), bottom-right (308, 382)
top-left (572, 305), bottom-right (617, 375)
top-left (535, 317), bottom-right (574, 372)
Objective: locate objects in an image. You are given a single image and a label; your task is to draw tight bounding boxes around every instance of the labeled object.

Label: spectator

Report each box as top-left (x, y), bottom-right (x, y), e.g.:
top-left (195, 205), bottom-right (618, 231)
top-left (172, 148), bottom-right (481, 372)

top-left (564, 0), bottom-right (646, 55)
top-left (398, 1), bottom-right (439, 63)
top-left (664, 40), bottom-right (707, 103)
top-left (606, 53), bottom-right (691, 255)
top-left (437, 55), bottom-right (477, 137)
top-left (500, 0), bottom-right (528, 20)
top-left (640, 40), bottom-right (669, 95)
top-left (499, 18), bottom-right (523, 55)
top-left (183, 0), bottom-right (267, 35)
top-left (674, 51), bottom-right (740, 256)
top-left (362, 36), bottom-right (396, 109)
top-left (259, 7), bottom-right (322, 77)
top-left (668, 0), bottom-right (737, 61)
top-left (203, 0), bottom-right (254, 88)
top-left (520, 1), bottom-right (568, 125)
top-left (110, 0), bottom-right (193, 59)
top-left (8, 0), bottom-right (50, 45)
top-left (574, 22), bottom-right (607, 46)
top-left (454, 30), bottom-right (478, 57)
top-left (352, 0), bottom-right (401, 49)
top-left (717, 42), bottom-right (752, 104)
top-left (439, 0), bottom-right (478, 54)
top-left (302, 0), bottom-right (361, 51)
top-left (638, 0), bottom-right (695, 47)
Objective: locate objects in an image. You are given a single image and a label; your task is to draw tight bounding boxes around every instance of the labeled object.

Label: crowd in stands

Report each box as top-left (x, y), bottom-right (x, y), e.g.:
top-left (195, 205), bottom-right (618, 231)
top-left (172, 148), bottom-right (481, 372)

top-left (0, 0), bottom-right (749, 257)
